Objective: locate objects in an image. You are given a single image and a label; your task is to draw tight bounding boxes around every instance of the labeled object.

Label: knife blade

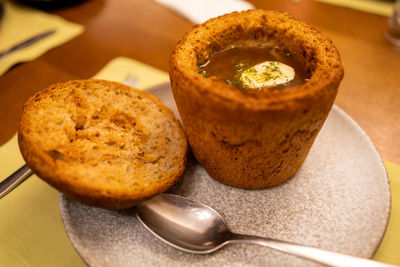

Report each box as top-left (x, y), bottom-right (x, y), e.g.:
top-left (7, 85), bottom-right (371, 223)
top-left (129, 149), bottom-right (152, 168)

top-left (0, 29), bottom-right (56, 60)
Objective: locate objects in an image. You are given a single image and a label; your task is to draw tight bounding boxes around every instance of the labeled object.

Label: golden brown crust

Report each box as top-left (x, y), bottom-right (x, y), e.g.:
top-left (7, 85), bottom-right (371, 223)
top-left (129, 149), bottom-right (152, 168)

top-left (18, 79), bottom-right (187, 209)
top-left (169, 10), bottom-right (344, 189)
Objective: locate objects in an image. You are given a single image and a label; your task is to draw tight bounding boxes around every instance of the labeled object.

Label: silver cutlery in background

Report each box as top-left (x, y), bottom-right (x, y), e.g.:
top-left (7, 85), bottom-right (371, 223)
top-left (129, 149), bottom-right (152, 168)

top-left (0, 29), bottom-right (56, 60)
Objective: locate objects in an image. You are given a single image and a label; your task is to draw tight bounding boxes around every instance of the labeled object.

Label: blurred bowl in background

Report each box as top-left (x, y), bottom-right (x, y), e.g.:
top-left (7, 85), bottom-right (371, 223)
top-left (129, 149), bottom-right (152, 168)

top-left (0, 0), bottom-right (4, 23)
top-left (11, 0), bottom-right (87, 9)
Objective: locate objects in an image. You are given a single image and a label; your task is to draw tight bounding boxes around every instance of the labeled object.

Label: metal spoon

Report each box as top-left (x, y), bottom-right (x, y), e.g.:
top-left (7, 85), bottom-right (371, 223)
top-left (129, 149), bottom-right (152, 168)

top-left (136, 194), bottom-right (395, 267)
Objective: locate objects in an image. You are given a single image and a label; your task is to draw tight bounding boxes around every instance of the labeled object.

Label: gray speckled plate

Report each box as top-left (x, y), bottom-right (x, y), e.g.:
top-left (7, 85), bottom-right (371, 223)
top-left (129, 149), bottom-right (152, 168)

top-left (60, 83), bottom-right (390, 267)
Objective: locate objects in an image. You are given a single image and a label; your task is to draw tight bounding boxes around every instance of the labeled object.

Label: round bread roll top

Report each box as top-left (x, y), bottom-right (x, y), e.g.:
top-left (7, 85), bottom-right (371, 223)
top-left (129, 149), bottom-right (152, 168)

top-left (18, 79), bottom-right (187, 209)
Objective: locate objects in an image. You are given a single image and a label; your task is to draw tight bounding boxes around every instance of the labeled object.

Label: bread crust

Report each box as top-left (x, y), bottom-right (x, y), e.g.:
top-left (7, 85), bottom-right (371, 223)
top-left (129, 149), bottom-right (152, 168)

top-left (169, 10), bottom-right (344, 189)
top-left (18, 79), bottom-right (187, 209)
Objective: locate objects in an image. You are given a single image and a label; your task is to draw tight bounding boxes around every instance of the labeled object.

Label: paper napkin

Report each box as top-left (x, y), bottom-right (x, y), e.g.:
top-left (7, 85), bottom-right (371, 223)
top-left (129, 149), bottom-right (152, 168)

top-left (153, 0), bottom-right (254, 24)
top-left (0, 0), bottom-right (84, 76)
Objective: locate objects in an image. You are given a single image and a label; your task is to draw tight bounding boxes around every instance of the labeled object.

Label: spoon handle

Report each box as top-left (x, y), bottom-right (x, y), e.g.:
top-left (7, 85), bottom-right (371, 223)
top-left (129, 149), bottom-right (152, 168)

top-left (228, 233), bottom-right (396, 267)
top-left (0, 164), bottom-right (32, 199)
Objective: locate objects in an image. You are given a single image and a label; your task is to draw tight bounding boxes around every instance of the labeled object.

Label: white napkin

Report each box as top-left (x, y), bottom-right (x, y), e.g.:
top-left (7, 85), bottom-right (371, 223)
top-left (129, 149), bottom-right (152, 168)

top-left (154, 0), bottom-right (254, 24)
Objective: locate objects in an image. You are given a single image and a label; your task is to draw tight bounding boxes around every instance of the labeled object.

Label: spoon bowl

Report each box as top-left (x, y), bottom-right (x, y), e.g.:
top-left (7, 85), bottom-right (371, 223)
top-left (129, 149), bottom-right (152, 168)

top-left (136, 193), bottom-right (231, 253)
top-left (136, 194), bottom-right (395, 267)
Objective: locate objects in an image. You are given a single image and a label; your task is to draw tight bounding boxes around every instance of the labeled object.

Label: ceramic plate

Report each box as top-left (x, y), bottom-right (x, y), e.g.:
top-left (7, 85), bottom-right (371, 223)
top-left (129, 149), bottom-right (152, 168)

top-left (60, 83), bottom-right (390, 267)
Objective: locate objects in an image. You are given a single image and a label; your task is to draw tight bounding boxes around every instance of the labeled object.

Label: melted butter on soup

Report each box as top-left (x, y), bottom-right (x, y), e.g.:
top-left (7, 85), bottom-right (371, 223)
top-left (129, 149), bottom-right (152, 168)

top-left (240, 61), bottom-right (295, 89)
top-left (198, 46), bottom-right (309, 91)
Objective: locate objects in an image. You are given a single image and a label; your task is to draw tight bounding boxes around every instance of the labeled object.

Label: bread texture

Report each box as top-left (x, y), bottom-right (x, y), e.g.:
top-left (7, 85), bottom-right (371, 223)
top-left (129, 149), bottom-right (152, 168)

top-left (18, 79), bottom-right (187, 209)
top-left (169, 10), bottom-right (343, 189)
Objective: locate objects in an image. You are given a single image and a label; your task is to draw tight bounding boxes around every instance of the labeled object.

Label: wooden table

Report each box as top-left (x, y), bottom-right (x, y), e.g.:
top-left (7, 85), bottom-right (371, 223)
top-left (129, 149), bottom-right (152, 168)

top-left (0, 0), bottom-right (399, 164)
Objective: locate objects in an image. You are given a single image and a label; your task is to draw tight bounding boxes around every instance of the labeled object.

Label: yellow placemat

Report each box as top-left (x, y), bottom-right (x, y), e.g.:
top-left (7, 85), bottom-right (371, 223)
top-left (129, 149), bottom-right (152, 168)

top-left (0, 57), bottom-right (398, 266)
top-left (313, 0), bottom-right (395, 17)
top-left (92, 57), bottom-right (169, 89)
top-left (0, 0), bottom-right (84, 76)
top-left (374, 160), bottom-right (400, 264)
top-left (0, 57), bottom-right (168, 267)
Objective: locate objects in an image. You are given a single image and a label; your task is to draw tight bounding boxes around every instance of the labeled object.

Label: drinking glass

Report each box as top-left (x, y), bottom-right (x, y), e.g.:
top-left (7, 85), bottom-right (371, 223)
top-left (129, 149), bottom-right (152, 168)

top-left (386, 0), bottom-right (400, 46)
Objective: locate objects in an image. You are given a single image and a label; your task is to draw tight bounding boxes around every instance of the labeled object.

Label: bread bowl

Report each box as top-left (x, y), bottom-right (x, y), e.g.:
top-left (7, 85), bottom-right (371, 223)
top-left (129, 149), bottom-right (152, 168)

top-left (169, 10), bottom-right (344, 189)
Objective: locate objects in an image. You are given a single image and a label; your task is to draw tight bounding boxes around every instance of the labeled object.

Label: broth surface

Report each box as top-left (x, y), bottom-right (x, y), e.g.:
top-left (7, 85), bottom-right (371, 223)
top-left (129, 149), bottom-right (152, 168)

top-left (199, 46), bottom-right (309, 91)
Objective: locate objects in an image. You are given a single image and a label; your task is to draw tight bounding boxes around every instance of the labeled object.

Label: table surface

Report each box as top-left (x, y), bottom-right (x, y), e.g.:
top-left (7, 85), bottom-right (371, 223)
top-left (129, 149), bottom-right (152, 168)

top-left (0, 0), bottom-right (399, 164)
